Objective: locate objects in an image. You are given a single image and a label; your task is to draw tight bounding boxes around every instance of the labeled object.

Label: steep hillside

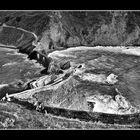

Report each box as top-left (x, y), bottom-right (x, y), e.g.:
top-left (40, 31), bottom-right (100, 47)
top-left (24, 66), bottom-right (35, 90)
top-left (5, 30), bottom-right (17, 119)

top-left (1, 11), bottom-right (140, 52)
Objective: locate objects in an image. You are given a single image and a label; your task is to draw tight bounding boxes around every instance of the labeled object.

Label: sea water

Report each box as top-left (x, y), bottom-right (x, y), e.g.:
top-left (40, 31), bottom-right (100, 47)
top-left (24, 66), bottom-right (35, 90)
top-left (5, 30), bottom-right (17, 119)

top-left (0, 47), bottom-right (44, 85)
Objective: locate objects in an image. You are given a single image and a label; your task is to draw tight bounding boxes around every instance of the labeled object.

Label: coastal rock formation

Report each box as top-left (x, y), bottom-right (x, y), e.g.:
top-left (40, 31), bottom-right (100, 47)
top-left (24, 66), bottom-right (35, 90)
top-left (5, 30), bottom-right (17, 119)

top-left (1, 11), bottom-right (140, 129)
top-left (1, 11), bottom-right (140, 52)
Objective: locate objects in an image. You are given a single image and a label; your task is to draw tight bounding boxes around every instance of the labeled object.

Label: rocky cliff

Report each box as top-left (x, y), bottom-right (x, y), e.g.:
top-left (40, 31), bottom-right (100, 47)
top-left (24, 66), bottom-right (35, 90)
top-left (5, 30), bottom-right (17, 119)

top-left (1, 11), bottom-right (140, 52)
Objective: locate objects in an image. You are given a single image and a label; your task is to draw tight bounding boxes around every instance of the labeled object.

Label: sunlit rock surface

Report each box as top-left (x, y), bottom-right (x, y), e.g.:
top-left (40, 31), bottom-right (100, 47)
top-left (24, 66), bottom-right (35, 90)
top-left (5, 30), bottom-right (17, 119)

top-left (86, 94), bottom-right (138, 114)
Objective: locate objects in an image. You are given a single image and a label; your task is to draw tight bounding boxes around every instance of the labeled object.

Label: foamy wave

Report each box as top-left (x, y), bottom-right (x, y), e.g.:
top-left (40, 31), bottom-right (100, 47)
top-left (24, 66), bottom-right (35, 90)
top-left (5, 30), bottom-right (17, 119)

top-left (48, 46), bottom-right (140, 58)
top-left (3, 62), bottom-right (18, 67)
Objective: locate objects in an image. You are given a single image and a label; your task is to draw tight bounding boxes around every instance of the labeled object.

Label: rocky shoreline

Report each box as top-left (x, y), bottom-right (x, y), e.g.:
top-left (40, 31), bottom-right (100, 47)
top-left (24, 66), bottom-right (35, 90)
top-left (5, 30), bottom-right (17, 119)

top-left (1, 11), bottom-right (140, 129)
